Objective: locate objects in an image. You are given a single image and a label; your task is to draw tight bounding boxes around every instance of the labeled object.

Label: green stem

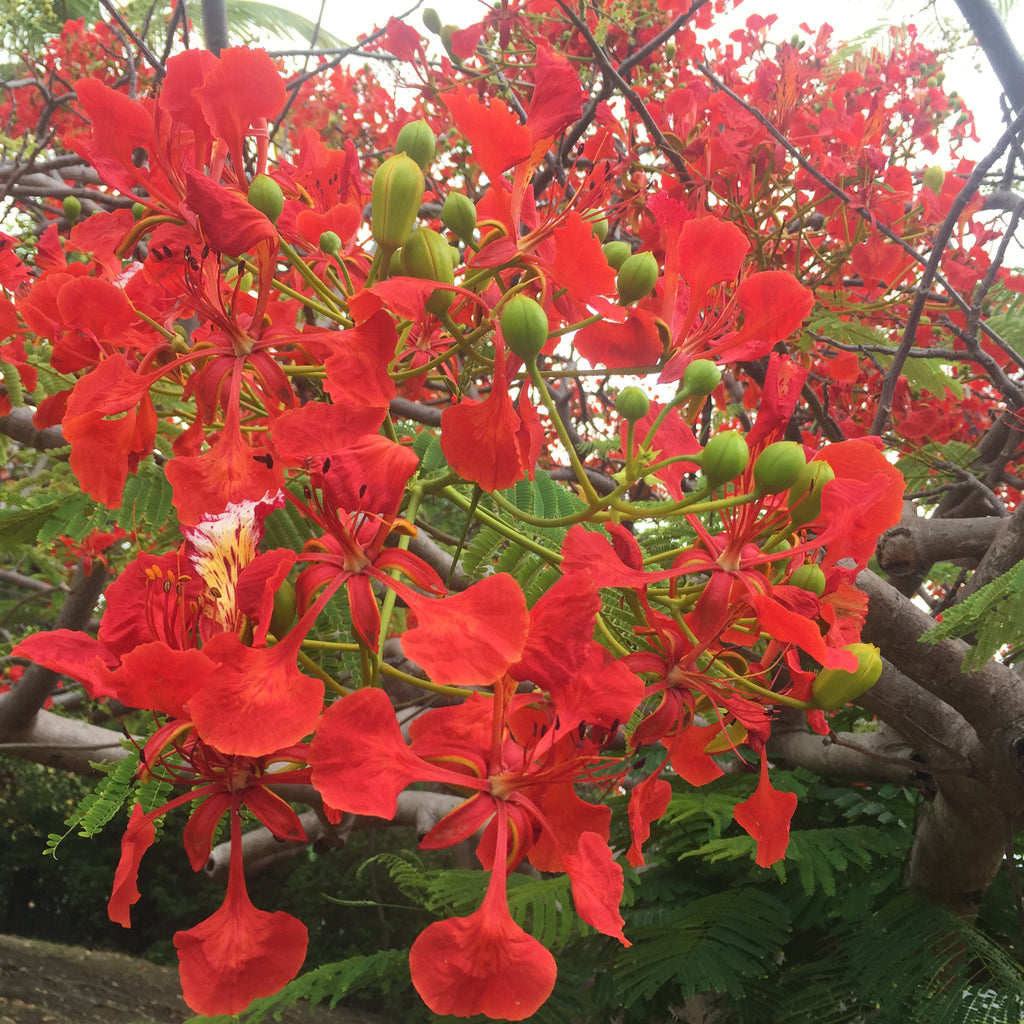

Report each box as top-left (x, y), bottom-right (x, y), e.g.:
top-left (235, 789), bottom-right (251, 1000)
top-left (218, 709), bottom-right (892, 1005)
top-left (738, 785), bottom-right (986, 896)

top-left (374, 487), bottom-right (426, 681)
top-left (441, 486), bottom-right (563, 566)
top-left (279, 239), bottom-right (348, 316)
top-left (526, 360), bottom-right (601, 505)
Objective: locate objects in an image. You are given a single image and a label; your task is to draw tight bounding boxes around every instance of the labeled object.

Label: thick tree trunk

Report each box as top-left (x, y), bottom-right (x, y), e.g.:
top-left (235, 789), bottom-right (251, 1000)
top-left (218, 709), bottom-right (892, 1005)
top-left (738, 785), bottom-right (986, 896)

top-left (856, 569), bottom-right (1024, 915)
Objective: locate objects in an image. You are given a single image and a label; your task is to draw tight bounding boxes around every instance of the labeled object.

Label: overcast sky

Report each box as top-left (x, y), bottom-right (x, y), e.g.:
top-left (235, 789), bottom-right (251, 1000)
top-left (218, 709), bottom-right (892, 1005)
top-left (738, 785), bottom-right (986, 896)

top-left (288, 0), bottom-right (1020, 156)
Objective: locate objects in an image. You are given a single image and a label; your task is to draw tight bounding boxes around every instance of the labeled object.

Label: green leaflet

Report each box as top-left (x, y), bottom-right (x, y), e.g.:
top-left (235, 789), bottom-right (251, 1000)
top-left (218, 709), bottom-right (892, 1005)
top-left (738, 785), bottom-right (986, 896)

top-left (920, 557), bottom-right (1024, 670)
top-left (183, 948), bottom-right (411, 1024)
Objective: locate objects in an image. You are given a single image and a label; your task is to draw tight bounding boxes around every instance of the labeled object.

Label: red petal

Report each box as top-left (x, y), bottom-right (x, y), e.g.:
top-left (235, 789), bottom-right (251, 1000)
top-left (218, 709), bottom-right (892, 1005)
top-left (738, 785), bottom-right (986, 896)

top-left (443, 86), bottom-right (532, 184)
top-left (187, 632), bottom-right (323, 756)
top-left (550, 210), bottom-right (617, 305)
top-left (560, 831), bottom-right (630, 943)
top-left (733, 759), bottom-right (798, 868)
top-left (409, 811), bottom-right (556, 1020)
top-left (183, 170), bottom-right (277, 257)
top-left (527, 46), bottom-right (584, 141)
top-left (727, 271), bottom-right (814, 355)
top-left (400, 573), bottom-right (529, 687)
top-left (310, 687), bottom-right (465, 818)
top-left (627, 774), bottom-right (672, 867)
top-left (109, 804), bottom-right (156, 927)
top-left (677, 217), bottom-right (750, 299)
top-left (166, 427), bottom-right (283, 528)
top-left (574, 310), bottom-right (663, 370)
top-left (512, 572), bottom-right (602, 689)
top-left (174, 826), bottom-right (307, 1015)
top-left (192, 47), bottom-right (287, 173)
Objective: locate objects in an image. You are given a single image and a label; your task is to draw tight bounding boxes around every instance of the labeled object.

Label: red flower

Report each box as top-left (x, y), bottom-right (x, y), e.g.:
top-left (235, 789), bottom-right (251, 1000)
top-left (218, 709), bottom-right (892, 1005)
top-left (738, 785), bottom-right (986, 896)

top-left (110, 729), bottom-right (311, 1015)
top-left (408, 805), bottom-right (557, 1020)
top-left (174, 803), bottom-right (308, 1015)
top-left (441, 339), bottom-right (544, 491)
top-left (291, 436), bottom-right (445, 651)
top-left (310, 633), bottom-right (632, 1018)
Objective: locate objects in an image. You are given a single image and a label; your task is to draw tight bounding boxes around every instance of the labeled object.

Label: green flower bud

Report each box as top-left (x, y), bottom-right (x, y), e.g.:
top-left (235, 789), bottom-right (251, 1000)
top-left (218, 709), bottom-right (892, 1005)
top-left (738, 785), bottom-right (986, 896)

top-left (753, 441), bottom-right (807, 494)
top-left (423, 7), bottom-right (442, 33)
top-left (788, 562), bottom-right (826, 596)
top-left (401, 227), bottom-right (455, 314)
top-left (171, 325), bottom-right (191, 354)
top-left (319, 231), bottom-right (342, 255)
top-left (615, 386), bottom-right (650, 423)
top-left (442, 191), bottom-right (477, 242)
top-left (810, 643), bottom-right (882, 710)
top-left (588, 216), bottom-right (609, 242)
top-left (247, 174), bottom-right (284, 223)
top-left (701, 430), bottom-right (749, 490)
top-left (372, 153), bottom-right (424, 253)
top-left (787, 460), bottom-right (835, 529)
top-left (923, 165), bottom-right (945, 194)
top-left (616, 251), bottom-right (659, 304)
top-left (269, 579), bottom-right (297, 639)
top-left (62, 195), bottom-right (81, 224)
top-left (131, 201), bottom-right (147, 221)
top-left (395, 119), bottom-right (436, 171)
top-left (602, 240), bottom-right (633, 270)
top-left (500, 295), bottom-right (549, 361)
top-left (676, 358), bottom-right (722, 400)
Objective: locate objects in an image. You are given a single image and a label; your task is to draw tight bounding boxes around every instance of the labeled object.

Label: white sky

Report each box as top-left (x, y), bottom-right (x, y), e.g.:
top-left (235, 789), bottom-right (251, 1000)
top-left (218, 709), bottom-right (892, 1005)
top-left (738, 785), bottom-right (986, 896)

top-left (285, 0), bottom-right (1020, 154)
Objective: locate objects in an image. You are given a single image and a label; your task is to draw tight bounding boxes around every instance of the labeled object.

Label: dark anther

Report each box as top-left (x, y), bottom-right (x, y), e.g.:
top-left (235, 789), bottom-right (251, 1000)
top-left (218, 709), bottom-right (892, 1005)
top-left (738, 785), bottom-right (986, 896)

top-left (162, 245), bottom-right (172, 258)
top-left (209, 587), bottom-right (222, 599)
top-left (184, 244), bottom-right (191, 258)
top-left (201, 244), bottom-right (210, 259)
top-left (358, 484), bottom-right (368, 498)
top-left (152, 249), bottom-right (164, 262)
top-left (253, 454), bottom-right (274, 468)
top-left (322, 457), bottom-right (331, 473)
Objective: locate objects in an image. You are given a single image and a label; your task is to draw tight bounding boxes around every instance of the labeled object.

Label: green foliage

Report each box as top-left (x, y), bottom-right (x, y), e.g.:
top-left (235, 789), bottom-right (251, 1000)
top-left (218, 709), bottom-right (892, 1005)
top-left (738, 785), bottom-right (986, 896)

top-left (44, 747), bottom-right (141, 857)
top-left (896, 440), bottom-right (980, 494)
top-left (0, 459), bottom-right (176, 550)
top-left (184, 948), bottom-right (413, 1024)
top-left (616, 888), bottom-right (792, 1004)
top-left (225, 0), bottom-right (346, 49)
top-left (920, 557), bottom-right (1024, 668)
top-left (461, 472), bottom-right (579, 597)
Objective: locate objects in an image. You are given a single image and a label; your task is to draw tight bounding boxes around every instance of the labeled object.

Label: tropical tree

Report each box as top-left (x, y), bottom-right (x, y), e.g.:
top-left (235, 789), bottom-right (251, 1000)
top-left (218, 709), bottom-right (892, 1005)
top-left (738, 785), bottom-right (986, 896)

top-left (2, 1), bottom-right (1024, 1021)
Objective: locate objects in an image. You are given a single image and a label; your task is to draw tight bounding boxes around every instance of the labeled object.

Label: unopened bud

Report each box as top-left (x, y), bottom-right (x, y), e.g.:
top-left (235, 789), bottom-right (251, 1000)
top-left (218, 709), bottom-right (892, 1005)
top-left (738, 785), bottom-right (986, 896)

top-left (602, 240), bottom-right (632, 270)
top-left (371, 153), bottom-right (424, 253)
top-left (442, 191), bottom-right (477, 242)
top-left (616, 251), bottom-right (658, 304)
top-left (62, 195), bottom-right (81, 224)
top-left (616, 387), bottom-right (650, 423)
top-left (811, 644), bottom-right (882, 710)
top-left (247, 174), bottom-right (284, 223)
top-left (701, 430), bottom-right (749, 490)
top-left (787, 460), bottom-right (835, 529)
top-left (753, 441), bottom-right (807, 495)
top-left (395, 119), bottom-right (436, 171)
top-left (500, 295), bottom-right (549, 361)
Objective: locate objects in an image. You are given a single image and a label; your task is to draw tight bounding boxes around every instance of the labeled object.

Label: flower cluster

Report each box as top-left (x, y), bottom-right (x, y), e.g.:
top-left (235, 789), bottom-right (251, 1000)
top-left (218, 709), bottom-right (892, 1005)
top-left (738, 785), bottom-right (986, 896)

top-left (6, 7), bottom-right (964, 1018)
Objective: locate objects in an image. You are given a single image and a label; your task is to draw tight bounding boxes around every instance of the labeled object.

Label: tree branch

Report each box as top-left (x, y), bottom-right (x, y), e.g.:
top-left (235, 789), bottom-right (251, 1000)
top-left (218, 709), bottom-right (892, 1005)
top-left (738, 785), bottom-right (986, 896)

top-left (0, 560), bottom-right (107, 734)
